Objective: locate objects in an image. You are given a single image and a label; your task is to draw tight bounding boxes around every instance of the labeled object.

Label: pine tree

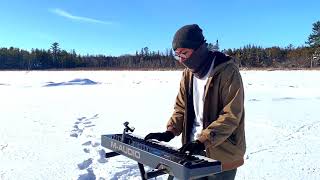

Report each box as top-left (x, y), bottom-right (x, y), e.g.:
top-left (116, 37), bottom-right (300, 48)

top-left (50, 42), bottom-right (61, 67)
top-left (306, 21), bottom-right (320, 47)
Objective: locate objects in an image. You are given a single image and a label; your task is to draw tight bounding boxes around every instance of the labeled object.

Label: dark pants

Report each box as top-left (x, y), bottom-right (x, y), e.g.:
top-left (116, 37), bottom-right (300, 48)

top-left (195, 169), bottom-right (237, 180)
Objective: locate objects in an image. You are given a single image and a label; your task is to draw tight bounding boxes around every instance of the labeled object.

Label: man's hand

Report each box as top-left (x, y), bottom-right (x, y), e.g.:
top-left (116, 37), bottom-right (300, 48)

top-left (144, 131), bottom-right (175, 142)
top-left (179, 140), bottom-right (205, 155)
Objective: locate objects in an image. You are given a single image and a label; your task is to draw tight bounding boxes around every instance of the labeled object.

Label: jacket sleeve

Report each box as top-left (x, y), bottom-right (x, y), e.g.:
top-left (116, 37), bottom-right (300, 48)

top-left (198, 66), bottom-right (244, 147)
top-left (166, 70), bottom-right (187, 136)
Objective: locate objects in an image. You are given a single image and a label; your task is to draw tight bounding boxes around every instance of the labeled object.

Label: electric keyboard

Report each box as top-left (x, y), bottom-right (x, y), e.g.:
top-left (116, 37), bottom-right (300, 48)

top-left (101, 133), bottom-right (221, 179)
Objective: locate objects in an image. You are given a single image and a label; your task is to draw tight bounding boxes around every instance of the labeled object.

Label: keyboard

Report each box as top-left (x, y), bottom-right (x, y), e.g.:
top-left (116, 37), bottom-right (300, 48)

top-left (101, 133), bottom-right (221, 179)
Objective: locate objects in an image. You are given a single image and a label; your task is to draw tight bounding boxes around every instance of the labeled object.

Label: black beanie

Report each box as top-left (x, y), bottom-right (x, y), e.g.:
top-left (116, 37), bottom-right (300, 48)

top-left (172, 24), bottom-right (205, 50)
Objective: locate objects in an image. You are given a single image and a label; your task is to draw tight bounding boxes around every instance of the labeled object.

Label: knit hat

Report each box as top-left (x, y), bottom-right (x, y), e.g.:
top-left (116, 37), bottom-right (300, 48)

top-left (172, 24), bottom-right (206, 50)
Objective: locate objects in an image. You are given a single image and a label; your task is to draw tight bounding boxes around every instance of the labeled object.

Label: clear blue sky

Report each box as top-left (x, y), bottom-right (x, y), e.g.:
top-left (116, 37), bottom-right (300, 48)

top-left (0, 0), bottom-right (319, 56)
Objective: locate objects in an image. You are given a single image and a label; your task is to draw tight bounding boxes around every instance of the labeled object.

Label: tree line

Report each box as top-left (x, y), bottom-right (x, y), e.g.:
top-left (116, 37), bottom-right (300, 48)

top-left (0, 44), bottom-right (182, 70)
top-left (1, 21), bottom-right (319, 70)
top-left (224, 45), bottom-right (319, 68)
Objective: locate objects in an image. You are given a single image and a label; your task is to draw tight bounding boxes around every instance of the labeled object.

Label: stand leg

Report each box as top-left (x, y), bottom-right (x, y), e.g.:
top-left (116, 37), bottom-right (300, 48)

top-left (167, 175), bottom-right (174, 180)
top-left (138, 163), bottom-right (147, 180)
top-left (105, 152), bottom-right (119, 158)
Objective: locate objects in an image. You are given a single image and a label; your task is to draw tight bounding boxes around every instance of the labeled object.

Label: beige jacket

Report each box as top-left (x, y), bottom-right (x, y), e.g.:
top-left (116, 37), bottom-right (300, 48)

top-left (167, 60), bottom-right (246, 171)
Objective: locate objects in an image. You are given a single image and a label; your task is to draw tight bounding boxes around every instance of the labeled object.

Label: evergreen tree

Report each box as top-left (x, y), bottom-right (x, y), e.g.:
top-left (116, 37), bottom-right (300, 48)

top-left (50, 42), bottom-right (60, 66)
top-left (306, 21), bottom-right (320, 47)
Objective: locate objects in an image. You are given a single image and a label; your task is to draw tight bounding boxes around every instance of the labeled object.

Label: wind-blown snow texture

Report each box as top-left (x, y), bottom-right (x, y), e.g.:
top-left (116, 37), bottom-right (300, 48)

top-left (0, 70), bottom-right (319, 180)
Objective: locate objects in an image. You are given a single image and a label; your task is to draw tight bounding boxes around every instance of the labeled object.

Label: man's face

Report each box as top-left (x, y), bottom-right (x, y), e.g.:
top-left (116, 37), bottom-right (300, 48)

top-left (174, 48), bottom-right (194, 63)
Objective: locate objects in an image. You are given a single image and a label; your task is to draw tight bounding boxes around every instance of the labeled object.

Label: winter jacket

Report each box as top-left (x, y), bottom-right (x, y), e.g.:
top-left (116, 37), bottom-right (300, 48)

top-left (167, 51), bottom-right (246, 171)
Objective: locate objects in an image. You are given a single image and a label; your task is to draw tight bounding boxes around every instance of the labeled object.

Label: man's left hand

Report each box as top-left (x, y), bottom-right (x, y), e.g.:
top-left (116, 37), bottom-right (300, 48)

top-left (179, 140), bottom-right (205, 155)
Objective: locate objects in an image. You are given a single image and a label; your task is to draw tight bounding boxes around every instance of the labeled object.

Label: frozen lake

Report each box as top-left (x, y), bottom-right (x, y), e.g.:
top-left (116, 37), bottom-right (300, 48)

top-left (0, 70), bottom-right (319, 180)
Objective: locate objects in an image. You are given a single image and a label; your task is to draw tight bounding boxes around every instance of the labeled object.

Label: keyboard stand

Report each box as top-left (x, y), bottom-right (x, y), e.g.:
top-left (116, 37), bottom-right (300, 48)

top-left (137, 162), bottom-right (172, 179)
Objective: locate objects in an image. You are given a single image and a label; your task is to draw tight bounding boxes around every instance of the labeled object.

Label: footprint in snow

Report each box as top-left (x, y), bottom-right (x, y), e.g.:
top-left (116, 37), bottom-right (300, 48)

top-left (1, 144), bottom-right (8, 151)
top-left (85, 125), bottom-right (96, 128)
top-left (70, 133), bottom-right (78, 138)
top-left (74, 114), bottom-right (109, 178)
top-left (77, 117), bottom-right (86, 121)
top-left (81, 141), bottom-right (100, 147)
top-left (77, 158), bottom-right (93, 170)
top-left (82, 141), bottom-right (92, 146)
top-left (91, 114), bottom-right (99, 119)
top-left (78, 168), bottom-right (96, 180)
top-left (83, 148), bottom-right (90, 153)
top-left (97, 149), bottom-right (107, 163)
top-left (71, 116), bottom-right (92, 138)
top-left (92, 142), bottom-right (100, 147)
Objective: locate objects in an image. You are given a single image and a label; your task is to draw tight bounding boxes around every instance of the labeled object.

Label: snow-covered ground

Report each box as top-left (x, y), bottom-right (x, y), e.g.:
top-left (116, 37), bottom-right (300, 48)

top-left (0, 70), bottom-right (319, 180)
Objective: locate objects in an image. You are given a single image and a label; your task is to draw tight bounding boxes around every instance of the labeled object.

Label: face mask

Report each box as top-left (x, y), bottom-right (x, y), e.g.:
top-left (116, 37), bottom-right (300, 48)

top-left (181, 43), bottom-right (212, 78)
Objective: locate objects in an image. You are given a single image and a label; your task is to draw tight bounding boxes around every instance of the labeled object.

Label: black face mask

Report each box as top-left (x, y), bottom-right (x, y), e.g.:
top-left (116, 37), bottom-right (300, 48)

top-left (181, 43), bottom-right (212, 79)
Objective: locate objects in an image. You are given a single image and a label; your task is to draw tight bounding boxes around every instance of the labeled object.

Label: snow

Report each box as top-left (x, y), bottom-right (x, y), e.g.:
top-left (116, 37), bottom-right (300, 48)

top-left (0, 70), bottom-right (319, 180)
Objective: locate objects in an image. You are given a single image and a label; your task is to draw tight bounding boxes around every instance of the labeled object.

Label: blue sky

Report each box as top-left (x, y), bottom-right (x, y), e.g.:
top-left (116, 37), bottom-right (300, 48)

top-left (0, 0), bottom-right (319, 56)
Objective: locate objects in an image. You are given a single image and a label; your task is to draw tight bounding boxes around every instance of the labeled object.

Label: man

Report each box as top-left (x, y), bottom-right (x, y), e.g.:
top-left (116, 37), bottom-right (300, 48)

top-left (145, 24), bottom-right (246, 180)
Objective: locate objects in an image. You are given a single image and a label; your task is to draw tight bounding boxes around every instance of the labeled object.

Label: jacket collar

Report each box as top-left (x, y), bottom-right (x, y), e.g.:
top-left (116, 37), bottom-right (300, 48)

top-left (204, 60), bottom-right (236, 100)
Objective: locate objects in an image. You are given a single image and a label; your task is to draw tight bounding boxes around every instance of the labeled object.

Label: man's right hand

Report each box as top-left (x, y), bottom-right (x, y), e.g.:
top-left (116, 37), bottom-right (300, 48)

top-left (144, 131), bottom-right (175, 142)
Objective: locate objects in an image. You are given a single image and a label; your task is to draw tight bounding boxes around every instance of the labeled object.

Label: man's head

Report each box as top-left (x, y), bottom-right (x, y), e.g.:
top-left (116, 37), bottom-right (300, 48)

top-left (172, 24), bottom-right (205, 51)
top-left (172, 24), bottom-right (214, 78)
top-left (172, 24), bottom-right (206, 62)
